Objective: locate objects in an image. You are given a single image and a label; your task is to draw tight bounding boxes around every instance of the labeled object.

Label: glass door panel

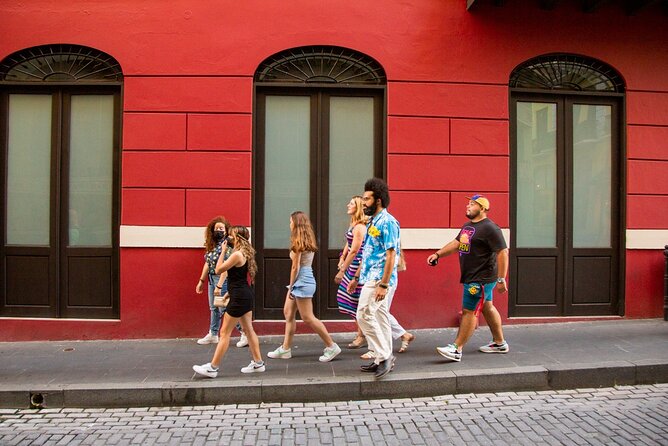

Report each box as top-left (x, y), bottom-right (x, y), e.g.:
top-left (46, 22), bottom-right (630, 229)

top-left (328, 96), bottom-right (374, 248)
top-left (572, 104), bottom-right (612, 248)
top-left (255, 90), bottom-right (382, 320)
top-left (6, 94), bottom-right (52, 246)
top-left (515, 102), bottom-right (557, 248)
top-left (511, 94), bottom-right (620, 317)
top-left (264, 96), bottom-right (311, 249)
top-left (69, 95), bottom-right (114, 246)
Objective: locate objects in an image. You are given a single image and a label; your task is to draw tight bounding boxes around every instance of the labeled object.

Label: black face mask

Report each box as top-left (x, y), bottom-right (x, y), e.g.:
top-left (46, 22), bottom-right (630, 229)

top-left (225, 237), bottom-right (234, 248)
top-left (213, 231), bottom-right (225, 243)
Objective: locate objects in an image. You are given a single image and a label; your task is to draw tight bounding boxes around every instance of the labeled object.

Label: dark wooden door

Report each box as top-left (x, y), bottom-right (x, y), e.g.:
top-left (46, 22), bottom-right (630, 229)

top-left (254, 89), bottom-right (383, 319)
top-left (510, 93), bottom-right (623, 316)
top-left (1, 88), bottom-right (120, 318)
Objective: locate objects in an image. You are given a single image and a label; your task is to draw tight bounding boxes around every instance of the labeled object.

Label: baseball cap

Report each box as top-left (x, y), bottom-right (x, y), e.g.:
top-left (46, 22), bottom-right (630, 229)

top-left (466, 194), bottom-right (490, 210)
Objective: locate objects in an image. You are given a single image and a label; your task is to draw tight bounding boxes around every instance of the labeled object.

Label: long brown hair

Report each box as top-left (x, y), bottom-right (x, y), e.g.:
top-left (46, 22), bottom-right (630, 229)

top-left (230, 225), bottom-right (257, 282)
top-left (290, 211), bottom-right (318, 253)
top-left (204, 216), bottom-right (229, 252)
top-left (349, 195), bottom-right (368, 227)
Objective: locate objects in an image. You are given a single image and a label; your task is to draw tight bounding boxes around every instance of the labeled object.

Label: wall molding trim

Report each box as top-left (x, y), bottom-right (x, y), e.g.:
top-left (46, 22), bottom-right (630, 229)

top-left (120, 226), bottom-right (667, 250)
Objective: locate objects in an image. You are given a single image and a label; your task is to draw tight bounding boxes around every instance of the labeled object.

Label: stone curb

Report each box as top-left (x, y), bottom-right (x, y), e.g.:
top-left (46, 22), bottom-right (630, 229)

top-left (2, 360), bottom-right (667, 409)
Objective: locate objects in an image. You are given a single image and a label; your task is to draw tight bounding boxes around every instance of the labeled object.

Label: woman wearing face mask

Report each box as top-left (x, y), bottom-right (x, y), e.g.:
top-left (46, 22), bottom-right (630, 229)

top-left (193, 226), bottom-right (265, 377)
top-left (195, 216), bottom-right (245, 346)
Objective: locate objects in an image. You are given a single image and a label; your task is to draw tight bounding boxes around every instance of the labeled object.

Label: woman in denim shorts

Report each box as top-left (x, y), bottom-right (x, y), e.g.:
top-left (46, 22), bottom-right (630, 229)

top-left (267, 211), bottom-right (341, 363)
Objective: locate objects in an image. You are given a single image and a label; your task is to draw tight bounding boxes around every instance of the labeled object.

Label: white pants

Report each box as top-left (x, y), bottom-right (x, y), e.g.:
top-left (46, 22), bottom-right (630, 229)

top-left (356, 282), bottom-right (396, 363)
top-left (388, 295), bottom-right (406, 341)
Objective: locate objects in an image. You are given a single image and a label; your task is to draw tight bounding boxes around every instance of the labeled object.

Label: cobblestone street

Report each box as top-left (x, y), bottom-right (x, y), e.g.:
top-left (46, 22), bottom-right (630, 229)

top-left (1, 384), bottom-right (667, 445)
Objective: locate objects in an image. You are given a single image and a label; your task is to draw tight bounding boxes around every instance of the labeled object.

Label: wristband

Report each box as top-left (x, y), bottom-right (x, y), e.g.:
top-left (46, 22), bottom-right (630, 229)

top-left (352, 277), bottom-right (359, 282)
top-left (377, 283), bottom-right (389, 289)
top-left (496, 278), bottom-right (506, 284)
top-left (215, 285), bottom-right (222, 289)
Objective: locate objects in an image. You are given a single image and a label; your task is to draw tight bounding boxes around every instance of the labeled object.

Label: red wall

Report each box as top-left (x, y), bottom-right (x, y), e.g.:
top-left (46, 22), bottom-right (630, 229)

top-left (1, 1), bottom-right (667, 340)
top-left (625, 250), bottom-right (665, 318)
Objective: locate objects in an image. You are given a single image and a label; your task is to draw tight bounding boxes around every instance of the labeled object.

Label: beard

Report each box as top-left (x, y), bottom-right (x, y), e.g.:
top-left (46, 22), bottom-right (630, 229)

top-left (466, 208), bottom-right (480, 220)
top-left (363, 205), bottom-right (376, 216)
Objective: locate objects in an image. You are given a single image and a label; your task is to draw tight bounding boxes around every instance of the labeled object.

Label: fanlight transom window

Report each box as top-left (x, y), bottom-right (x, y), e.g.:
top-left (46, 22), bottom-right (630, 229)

top-left (0, 44), bottom-right (122, 82)
top-left (510, 54), bottom-right (624, 92)
top-left (256, 46), bottom-right (386, 85)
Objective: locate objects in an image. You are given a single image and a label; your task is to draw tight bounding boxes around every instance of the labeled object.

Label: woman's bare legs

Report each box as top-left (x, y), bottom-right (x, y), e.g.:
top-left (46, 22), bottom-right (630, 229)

top-left (280, 297), bottom-right (298, 350)
top-left (295, 297), bottom-right (334, 347)
top-left (211, 313), bottom-right (239, 367)
top-left (238, 311), bottom-right (263, 362)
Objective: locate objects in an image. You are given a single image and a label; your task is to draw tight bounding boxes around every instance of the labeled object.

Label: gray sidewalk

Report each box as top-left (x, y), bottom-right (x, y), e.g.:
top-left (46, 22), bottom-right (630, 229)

top-left (1, 319), bottom-right (667, 409)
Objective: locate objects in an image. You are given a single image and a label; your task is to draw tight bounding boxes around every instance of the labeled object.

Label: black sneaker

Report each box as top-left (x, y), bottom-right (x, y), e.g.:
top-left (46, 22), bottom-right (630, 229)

top-left (374, 356), bottom-right (395, 379)
top-left (360, 362), bottom-right (378, 373)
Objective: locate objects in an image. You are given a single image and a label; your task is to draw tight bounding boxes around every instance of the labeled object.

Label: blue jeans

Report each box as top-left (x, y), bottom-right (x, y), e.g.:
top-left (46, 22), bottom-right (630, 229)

top-left (207, 274), bottom-right (225, 335)
top-left (207, 274), bottom-right (242, 335)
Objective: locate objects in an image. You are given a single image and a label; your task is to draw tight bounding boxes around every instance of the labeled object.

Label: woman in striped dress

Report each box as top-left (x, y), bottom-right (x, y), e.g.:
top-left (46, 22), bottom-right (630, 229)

top-left (334, 196), bottom-right (368, 349)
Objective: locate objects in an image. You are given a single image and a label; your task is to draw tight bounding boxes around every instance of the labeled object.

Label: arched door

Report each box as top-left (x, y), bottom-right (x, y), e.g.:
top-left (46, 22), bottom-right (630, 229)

top-left (253, 47), bottom-right (386, 319)
top-left (509, 54), bottom-right (625, 317)
top-left (0, 45), bottom-right (122, 318)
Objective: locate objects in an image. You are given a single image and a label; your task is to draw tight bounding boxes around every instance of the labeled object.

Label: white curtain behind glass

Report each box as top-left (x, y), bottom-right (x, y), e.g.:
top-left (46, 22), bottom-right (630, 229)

top-left (516, 102), bottom-right (557, 248)
top-left (69, 95), bottom-right (114, 246)
top-left (328, 97), bottom-right (374, 249)
top-left (572, 104), bottom-right (611, 248)
top-left (264, 96), bottom-right (311, 249)
top-left (7, 95), bottom-right (52, 245)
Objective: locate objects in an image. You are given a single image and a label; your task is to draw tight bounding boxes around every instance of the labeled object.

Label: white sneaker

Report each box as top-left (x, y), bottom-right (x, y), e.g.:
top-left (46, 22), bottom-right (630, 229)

top-left (319, 343), bottom-right (342, 362)
top-left (236, 333), bottom-right (249, 348)
top-left (197, 332), bottom-right (219, 345)
top-left (436, 344), bottom-right (462, 362)
top-left (479, 341), bottom-right (509, 353)
top-left (267, 345), bottom-right (292, 359)
top-left (193, 362), bottom-right (219, 378)
top-left (241, 360), bottom-right (266, 374)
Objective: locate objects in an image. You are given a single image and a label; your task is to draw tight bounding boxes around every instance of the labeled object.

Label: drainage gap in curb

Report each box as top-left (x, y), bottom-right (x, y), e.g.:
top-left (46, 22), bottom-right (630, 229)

top-left (30, 392), bottom-right (45, 409)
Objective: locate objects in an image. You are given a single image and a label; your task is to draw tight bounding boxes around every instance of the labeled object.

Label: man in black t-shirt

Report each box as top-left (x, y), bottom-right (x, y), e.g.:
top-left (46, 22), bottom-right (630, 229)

top-left (426, 194), bottom-right (509, 362)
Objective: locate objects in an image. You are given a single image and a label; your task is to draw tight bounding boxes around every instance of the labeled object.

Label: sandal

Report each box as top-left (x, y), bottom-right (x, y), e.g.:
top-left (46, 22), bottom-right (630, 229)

top-left (360, 350), bottom-right (375, 360)
top-left (398, 332), bottom-right (415, 353)
top-left (347, 336), bottom-right (367, 349)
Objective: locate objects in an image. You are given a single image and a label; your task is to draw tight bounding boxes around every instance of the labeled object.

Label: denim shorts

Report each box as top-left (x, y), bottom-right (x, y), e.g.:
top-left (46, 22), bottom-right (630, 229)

top-left (462, 281), bottom-right (496, 311)
top-left (288, 267), bottom-right (316, 298)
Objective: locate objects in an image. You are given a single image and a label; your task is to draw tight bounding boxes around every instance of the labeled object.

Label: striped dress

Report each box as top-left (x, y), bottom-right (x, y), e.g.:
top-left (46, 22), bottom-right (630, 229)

top-left (336, 226), bottom-right (364, 318)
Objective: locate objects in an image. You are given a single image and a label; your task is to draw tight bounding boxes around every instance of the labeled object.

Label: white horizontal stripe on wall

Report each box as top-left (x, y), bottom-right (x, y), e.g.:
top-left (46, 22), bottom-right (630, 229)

top-left (120, 226), bottom-right (206, 248)
top-left (120, 226), bottom-right (508, 249)
top-left (398, 228), bottom-right (511, 250)
top-left (120, 226), bottom-right (667, 250)
top-left (625, 230), bottom-right (668, 250)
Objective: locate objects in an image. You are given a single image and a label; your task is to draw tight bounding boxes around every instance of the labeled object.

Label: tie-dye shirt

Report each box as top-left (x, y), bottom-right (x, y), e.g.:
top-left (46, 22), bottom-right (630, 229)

top-left (359, 208), bottom-right (400, 288)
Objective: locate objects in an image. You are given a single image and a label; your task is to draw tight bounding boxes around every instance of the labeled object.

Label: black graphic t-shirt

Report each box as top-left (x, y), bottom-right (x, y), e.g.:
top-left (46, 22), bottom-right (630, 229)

top-left (455, 218), bottom-right (507, 283)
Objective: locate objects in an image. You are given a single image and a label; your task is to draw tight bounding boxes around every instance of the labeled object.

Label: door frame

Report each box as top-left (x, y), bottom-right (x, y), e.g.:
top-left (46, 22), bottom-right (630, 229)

top-left (253, 86), bottom-right (386, 320)
top-left (508, 89), bottom-right (626, 317)
top-left (58, 88), bottom-right (121, 319)
top-left (0, 85), bottom-right (121, 318)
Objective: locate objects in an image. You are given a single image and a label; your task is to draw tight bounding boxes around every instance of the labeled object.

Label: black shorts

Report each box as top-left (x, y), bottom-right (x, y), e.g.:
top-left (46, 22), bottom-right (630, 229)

top-left (226, 288), bottom-right (253, 318)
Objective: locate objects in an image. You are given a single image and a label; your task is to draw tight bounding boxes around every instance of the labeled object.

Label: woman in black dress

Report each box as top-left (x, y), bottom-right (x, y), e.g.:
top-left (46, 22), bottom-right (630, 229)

top-left (193, 226), bottom-right (265, 378)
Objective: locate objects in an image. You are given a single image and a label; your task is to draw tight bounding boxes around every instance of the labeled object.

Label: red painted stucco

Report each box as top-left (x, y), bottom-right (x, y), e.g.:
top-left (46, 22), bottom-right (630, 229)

top-left (625, 250), bottom-right (665, 318)
top-left (1, 0), bottom-right (667, 340)
top-left (628, 125), bottom-right (668, 161)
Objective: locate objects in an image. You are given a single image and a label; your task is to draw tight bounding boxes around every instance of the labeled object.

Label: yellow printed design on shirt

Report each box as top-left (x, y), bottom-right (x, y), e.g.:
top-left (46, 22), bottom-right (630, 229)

top-left (368, 226), bottom-right (380, 238)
